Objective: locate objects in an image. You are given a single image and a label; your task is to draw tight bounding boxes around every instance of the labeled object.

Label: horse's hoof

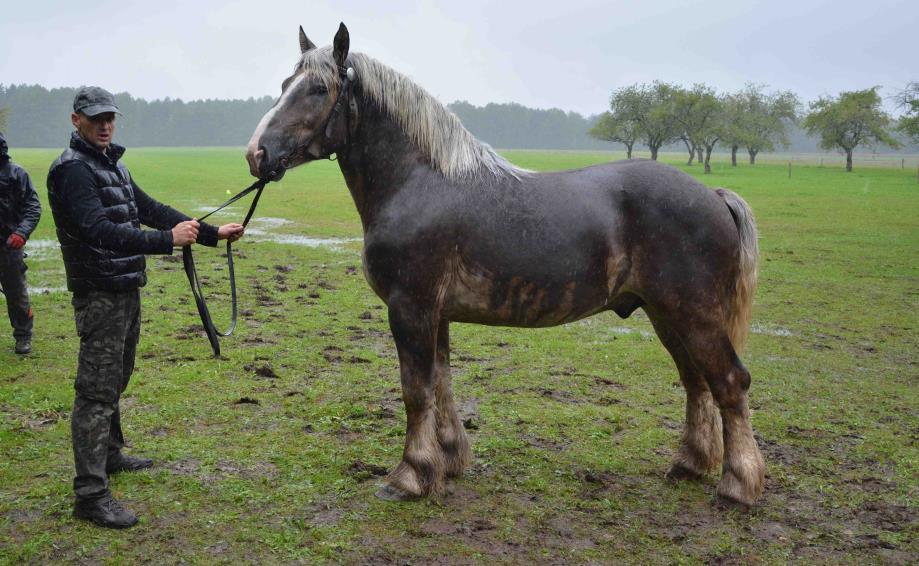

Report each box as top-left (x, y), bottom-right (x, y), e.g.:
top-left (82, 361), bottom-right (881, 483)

top-left (666, 463), bottom-right (703, 481)
top-left (375, 483), bottom-right (420, 502)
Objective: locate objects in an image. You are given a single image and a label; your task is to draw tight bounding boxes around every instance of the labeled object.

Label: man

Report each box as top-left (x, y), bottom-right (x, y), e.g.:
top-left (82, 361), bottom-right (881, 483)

top-left (0, 132), bottom-right (41, 355)
top-left (47, 86), bottom-right (245, 529)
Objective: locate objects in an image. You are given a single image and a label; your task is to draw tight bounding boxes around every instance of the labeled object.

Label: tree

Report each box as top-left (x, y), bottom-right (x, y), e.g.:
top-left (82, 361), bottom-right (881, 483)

top-left (719, 93), bottom-right (748, 166)
top-left (723, 84), bottom-right (798, 165)
top-left (803, 87), bottom-right (900, 172)
top-left (0, 106), bottom-right (8, 132)
top-left (588, 111), bottom-right (639, 158)
top-left (610, 82), bottom-right (680, 160)
top-left (695, 97), bottom-right (727, 175)
top-left (894, 81), bottom-right (919, 145)
top-left (672, 84), bottom-right (722, 171)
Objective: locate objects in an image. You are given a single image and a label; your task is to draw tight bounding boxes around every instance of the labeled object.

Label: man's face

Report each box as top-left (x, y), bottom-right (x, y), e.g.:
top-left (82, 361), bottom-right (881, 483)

top-left (71, 112), bottom-right (116, 150)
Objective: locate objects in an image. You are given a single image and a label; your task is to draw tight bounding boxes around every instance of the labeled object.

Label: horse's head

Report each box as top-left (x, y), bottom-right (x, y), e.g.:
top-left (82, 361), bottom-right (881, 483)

top-left (246, 23), bottom-right (353, 180)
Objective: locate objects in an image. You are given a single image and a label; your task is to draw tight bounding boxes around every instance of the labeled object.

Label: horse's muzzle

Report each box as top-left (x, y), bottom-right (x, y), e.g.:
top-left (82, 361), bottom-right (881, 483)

top-left (246, 146), bottom-right (286, 181)
top-left (246, 147), bottom-right (265, 178)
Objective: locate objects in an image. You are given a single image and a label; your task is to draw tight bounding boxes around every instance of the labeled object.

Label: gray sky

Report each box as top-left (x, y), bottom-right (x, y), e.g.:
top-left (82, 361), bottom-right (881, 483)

top-left (1, 0), bottom-right (915, 116)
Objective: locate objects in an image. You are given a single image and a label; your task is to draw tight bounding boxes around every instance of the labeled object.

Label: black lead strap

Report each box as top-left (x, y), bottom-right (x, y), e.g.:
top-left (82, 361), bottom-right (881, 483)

top-left (182, 177), bottom-right (268, 357)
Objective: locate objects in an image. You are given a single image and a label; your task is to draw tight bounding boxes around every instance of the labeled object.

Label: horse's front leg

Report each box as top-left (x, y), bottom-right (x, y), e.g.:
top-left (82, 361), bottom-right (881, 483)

top-left (376, 297), bottom-right (447, 501)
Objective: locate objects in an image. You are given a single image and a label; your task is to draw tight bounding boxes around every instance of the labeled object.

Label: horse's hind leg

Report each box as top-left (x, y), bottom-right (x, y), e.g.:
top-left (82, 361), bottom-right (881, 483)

top-left (376, 297), bottom-right (446, 501)
top-left (676, 324), bottom-right (765, 505)
top-left (649, 319), bottom-right (723, 479)
top-left (434, 320), bottom-right (471, 477)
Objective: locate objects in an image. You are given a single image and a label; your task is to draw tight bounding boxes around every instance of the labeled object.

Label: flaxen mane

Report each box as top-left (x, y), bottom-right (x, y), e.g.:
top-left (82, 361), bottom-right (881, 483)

top-left (300, 47), bottom-right (526, 182)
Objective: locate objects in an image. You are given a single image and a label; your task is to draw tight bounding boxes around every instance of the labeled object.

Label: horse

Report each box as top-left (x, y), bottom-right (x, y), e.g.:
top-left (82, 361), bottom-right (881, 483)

top-left (245, 23), bottom-right (765, 506)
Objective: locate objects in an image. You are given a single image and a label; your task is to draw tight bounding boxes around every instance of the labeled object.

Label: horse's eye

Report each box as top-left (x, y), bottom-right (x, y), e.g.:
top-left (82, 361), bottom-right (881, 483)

top-left (307, 85), bottom-right (328, 96)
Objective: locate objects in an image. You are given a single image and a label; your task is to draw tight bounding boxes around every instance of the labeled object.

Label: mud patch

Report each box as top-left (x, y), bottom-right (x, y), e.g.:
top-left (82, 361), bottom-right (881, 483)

top-left (459, 398), bottom-right (481, 430)
top-left (214, 460), bottom-right (278, 480)
top-left (346, 460), bottom-right (389, 481)
top-left (165, 459), bottom-right (202, 476)
top-left (244, 363), bottom-right (278, 378)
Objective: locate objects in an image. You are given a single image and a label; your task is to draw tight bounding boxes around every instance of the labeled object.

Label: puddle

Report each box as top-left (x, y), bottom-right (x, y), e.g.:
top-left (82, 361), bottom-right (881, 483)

top-left (249, 234), bottom-right (361, 248)
top-left (188, 214), bottom-right (361, 249)
top-left (606, 326), bottom-right (654, 339)
top-left (750, 323), bottom-right (794, 337)
top-left (247, 217), bottom-right (293, 229)
top-left (0, 286), bottom-right (68, 300)
top-left (29, 286), bottom-right (68, 294)
top-left (20, 239), bottom-right (62, 261)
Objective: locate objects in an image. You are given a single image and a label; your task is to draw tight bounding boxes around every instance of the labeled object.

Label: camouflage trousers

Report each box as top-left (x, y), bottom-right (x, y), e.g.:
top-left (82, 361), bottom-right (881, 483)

top-left (70, 289), bottom-right (141, 500)
top-left (0, 249), bottom-right (33, 340)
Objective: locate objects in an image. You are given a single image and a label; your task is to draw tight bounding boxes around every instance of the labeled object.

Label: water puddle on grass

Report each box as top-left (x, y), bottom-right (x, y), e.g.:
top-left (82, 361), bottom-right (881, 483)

top-left (190, 210), bottom-right (362, 249)
top-left (20, 239), bottom-right (62, 261)
top-left (607, 326), bottom-right (655, 339)
top-left (28, 286), bottom-right (68, 294)
top-left (750, 323), bottom-right (794, 337)
top-left (243, 217), bottom-right (361, 249)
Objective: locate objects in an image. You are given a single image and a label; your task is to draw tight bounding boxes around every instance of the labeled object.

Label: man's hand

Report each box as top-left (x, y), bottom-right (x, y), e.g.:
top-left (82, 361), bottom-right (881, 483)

top-left (217, 223), bottom-right (245, 243)
top-left (5, 233), bottom-right (25, 250)
top-left (172, 219), bottom-right (200, 247)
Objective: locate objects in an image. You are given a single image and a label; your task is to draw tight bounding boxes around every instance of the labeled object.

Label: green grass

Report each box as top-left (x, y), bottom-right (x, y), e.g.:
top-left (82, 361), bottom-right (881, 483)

top-left (1, 148), bottom-right (916, 564)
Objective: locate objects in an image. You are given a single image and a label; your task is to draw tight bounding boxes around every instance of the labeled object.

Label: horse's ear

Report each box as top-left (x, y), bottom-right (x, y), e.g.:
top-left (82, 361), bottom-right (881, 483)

top-left (299, 26), bottom-right (316, 53)
top-left (333, 22), bottom-right (349, 68)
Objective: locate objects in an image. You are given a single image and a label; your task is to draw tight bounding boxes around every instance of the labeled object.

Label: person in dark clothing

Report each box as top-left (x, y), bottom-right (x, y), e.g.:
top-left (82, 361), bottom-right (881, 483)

top-left (47, 86), bottom-right (245, 529)
top-left (0, 132), bottom-right (41, 355)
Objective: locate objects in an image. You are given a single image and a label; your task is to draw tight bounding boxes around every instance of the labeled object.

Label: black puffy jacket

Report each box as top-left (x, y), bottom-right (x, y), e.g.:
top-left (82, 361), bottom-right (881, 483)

top-left (0, 133), bottom-right (41, 241)
top-left (47, 132), bottom-right (218, 294)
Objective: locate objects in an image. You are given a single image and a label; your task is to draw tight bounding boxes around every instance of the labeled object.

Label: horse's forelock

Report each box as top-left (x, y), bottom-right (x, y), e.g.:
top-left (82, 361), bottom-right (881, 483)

top-left (298, 46), bottom-right (339, 92)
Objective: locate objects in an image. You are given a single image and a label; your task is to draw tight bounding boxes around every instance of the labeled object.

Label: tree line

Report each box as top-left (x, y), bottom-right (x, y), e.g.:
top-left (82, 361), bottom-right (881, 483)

top-left (1, 83), bottom-right (916, 168)
top-left (0, 84), bottom-right (274, 148)
top-left (591, 82), bottom-right (918, 172)
top-left (0, 85), bottom-right (612, 151)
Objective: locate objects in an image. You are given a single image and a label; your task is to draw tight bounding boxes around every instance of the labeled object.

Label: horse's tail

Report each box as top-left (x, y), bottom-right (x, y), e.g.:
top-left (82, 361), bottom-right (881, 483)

top-left (716, 188), bottom-right (758, 353)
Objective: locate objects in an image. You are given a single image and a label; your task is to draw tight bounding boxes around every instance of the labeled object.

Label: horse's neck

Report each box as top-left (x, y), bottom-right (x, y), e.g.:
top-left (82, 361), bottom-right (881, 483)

top-left (337, 103), bottom-right (426, 227)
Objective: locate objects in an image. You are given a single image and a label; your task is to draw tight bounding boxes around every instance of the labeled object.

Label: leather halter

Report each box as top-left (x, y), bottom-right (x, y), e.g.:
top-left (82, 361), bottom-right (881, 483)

top-left (184, 65), bottom-right (356, 357)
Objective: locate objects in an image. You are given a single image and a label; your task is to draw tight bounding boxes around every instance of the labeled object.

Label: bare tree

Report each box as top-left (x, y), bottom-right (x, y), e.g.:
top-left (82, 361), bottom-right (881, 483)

top-left (803, 87), bottom-right (899, 172)
top-left (589, 111), bottom-right (639, 158)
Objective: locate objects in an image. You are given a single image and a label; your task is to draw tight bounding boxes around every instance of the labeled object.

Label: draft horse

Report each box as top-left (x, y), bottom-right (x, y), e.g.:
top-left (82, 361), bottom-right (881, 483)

top-left (246, 24), bottom-right (765, 505)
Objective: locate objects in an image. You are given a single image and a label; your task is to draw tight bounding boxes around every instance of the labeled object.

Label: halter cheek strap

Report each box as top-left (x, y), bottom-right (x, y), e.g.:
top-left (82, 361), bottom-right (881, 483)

top-left (282, 65), bottom-right (356, 168)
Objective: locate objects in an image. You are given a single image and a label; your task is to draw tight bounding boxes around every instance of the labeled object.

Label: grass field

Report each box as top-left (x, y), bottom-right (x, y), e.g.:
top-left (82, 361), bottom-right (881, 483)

top-left (1, 147), bottom-right (916, 564)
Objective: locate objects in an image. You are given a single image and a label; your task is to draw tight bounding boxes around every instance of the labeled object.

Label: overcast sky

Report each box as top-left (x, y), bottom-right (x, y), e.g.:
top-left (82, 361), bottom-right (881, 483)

top-left (1, 0), bottom-right (915, 116)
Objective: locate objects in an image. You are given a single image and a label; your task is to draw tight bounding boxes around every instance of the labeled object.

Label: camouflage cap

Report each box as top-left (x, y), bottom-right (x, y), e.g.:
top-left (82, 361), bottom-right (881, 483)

top-left (73, 86), bottom-right (122, 117)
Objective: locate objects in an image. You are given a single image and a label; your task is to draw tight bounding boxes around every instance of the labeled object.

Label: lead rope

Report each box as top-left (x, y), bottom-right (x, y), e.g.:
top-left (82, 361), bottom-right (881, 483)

top-left (182, 178), bottom-right (267, 357)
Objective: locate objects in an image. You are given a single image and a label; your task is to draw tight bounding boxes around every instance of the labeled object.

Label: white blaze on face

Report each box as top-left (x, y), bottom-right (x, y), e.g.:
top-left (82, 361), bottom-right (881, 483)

top-left (246, 73), bottom-right (307, 170)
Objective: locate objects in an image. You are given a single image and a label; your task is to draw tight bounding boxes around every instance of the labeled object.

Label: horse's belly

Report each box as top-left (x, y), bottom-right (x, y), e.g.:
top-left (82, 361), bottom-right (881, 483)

top-left (444, 271), bottom-right (611, 328)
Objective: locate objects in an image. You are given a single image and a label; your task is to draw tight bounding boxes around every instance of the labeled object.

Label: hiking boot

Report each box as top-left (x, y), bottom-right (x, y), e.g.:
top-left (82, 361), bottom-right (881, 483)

top-left (73, 495), bottom-right (139, 529)
top-left (106, 452), bottom-right (154, 474)
top-left (14, 338), bottom-right (31, 355)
